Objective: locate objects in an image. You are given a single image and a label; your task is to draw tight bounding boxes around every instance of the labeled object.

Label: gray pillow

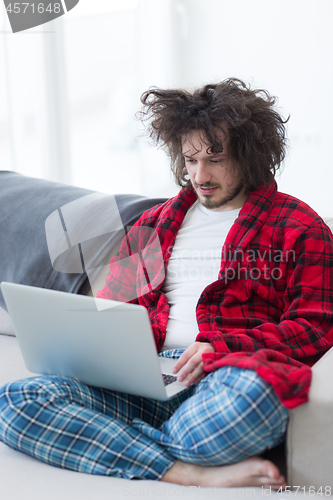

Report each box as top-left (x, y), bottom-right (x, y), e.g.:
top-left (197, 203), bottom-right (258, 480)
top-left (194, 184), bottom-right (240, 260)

top-left (0, 171), bottom-right (166, 335)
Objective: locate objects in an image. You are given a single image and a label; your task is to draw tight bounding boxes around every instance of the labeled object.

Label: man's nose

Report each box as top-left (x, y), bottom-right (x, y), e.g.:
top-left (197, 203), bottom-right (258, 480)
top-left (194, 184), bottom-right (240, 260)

top-left (195, 162), bottom-right (212, 185)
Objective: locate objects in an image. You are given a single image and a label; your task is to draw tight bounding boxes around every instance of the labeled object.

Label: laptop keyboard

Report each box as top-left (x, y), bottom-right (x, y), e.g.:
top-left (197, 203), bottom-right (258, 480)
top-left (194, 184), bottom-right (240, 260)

top-left (162, 374), bottom-right (178, 386)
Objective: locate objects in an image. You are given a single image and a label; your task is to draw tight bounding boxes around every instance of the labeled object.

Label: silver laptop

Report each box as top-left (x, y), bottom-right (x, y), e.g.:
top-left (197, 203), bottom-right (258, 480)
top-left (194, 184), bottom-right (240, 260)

top-left (1, 282), bottom-right (188, 400)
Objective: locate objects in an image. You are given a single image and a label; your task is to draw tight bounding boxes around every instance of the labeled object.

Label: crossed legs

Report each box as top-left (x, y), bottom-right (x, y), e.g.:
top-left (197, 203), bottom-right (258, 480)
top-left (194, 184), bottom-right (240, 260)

top-left (0, 367), bottom-right (288, 487)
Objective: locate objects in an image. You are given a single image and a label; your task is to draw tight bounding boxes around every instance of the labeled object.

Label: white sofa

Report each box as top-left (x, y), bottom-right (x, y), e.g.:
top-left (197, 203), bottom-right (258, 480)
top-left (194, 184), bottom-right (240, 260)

top-left (1, 172), bottom-right (332, 498)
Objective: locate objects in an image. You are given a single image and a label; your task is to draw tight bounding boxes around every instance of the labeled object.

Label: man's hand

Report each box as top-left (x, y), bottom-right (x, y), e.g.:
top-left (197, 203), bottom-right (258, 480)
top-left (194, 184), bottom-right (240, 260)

top-left (172, 342), bottom-right (215, 386)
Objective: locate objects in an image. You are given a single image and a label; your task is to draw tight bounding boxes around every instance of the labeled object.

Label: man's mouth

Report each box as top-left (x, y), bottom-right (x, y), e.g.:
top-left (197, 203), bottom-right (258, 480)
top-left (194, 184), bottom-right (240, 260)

top-left (196, 185), bottom-right (219, 195)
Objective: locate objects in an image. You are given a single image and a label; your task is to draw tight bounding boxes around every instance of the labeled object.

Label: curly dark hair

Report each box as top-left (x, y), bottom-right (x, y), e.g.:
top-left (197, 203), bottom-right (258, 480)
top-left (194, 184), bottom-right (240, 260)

top-left (139, 78), bottom-right (289, 191)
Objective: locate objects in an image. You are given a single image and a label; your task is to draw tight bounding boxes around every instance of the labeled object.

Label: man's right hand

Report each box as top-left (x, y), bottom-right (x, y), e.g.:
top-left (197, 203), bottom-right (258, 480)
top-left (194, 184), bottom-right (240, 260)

top-left (172, 341), bottom-right (215, 386)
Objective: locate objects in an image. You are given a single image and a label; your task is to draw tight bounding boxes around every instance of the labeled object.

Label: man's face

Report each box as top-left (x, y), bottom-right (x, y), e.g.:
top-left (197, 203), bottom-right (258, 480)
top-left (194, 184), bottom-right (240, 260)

top-left (182, 129), bottom-right (247, 212)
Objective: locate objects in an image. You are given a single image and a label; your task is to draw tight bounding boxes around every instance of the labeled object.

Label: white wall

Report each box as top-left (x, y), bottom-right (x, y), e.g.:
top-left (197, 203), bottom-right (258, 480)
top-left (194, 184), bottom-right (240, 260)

top-left (174, 0), bottom-right (333, 217)
top-left (1, 0), bottom-right (333, 216)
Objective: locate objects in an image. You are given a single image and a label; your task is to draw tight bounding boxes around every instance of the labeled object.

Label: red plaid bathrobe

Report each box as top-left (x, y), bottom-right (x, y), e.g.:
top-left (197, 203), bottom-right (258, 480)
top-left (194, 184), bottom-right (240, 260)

top-left (97, 181), bottom-right (333, 409)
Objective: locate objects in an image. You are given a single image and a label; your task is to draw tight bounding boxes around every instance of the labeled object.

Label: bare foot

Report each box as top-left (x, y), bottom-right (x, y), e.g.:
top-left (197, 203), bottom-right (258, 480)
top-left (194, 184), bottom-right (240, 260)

top-left (161, 456), bottom-right (286, 489)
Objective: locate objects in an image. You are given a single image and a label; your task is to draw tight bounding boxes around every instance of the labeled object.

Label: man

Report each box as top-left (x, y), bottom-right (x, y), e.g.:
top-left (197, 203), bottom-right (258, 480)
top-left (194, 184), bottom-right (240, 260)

top-left (1, 78), bottom-right (333, 489)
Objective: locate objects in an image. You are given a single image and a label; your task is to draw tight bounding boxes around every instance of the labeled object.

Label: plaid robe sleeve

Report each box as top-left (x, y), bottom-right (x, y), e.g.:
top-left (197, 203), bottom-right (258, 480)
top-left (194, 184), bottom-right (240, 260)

top-left (197, 221), bottom-right (333, 360)
top-left (196, 191), bottom-right (333, 408)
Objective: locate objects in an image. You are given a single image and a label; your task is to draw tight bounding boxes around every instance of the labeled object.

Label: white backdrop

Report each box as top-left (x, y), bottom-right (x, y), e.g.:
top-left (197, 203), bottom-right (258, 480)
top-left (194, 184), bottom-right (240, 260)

top-left (177, 0), bottom-right (333, 216)
top-left (1, 0), bottom-right (332, 215)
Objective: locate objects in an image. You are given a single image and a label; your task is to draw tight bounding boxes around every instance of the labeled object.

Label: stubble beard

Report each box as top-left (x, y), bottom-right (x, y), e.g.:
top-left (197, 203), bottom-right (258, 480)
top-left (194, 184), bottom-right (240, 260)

top-left (195, 181), bottom-right (245, 210)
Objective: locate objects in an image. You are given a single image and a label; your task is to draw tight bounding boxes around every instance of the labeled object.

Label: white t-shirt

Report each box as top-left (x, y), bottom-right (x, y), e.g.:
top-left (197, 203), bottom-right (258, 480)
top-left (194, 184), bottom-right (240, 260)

top-left (161, 201), bottom-right (240, 351)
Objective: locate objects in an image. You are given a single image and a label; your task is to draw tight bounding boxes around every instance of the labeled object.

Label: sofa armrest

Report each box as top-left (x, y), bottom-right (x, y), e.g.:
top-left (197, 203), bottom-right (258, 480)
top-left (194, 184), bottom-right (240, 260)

top-left (287, 346), bottom-right (333, 489)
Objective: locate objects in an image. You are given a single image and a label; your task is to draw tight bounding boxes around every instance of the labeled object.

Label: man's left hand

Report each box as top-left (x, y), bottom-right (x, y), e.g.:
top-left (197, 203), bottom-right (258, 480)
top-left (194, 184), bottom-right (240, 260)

top-left (172, 341), bottom-right (215, 386)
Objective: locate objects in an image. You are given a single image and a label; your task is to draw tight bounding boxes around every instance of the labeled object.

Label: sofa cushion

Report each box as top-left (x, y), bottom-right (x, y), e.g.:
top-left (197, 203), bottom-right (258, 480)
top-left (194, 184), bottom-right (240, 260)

top-left (0, 172), bottom-right (166, 336)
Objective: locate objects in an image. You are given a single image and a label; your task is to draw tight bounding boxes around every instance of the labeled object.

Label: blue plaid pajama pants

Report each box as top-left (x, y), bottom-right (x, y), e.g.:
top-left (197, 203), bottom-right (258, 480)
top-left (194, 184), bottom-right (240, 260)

top-left (0, 350), bottom-right (288, 480)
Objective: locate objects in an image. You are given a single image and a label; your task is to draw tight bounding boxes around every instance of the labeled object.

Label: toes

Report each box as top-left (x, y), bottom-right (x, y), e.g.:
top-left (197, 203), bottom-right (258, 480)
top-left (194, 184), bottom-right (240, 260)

top-left (258, 472), bottom-right (286, 490)
top-left (242, 457), bottom-right (286, 488)
top-left (261, 459), bottom-right (282, 481)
